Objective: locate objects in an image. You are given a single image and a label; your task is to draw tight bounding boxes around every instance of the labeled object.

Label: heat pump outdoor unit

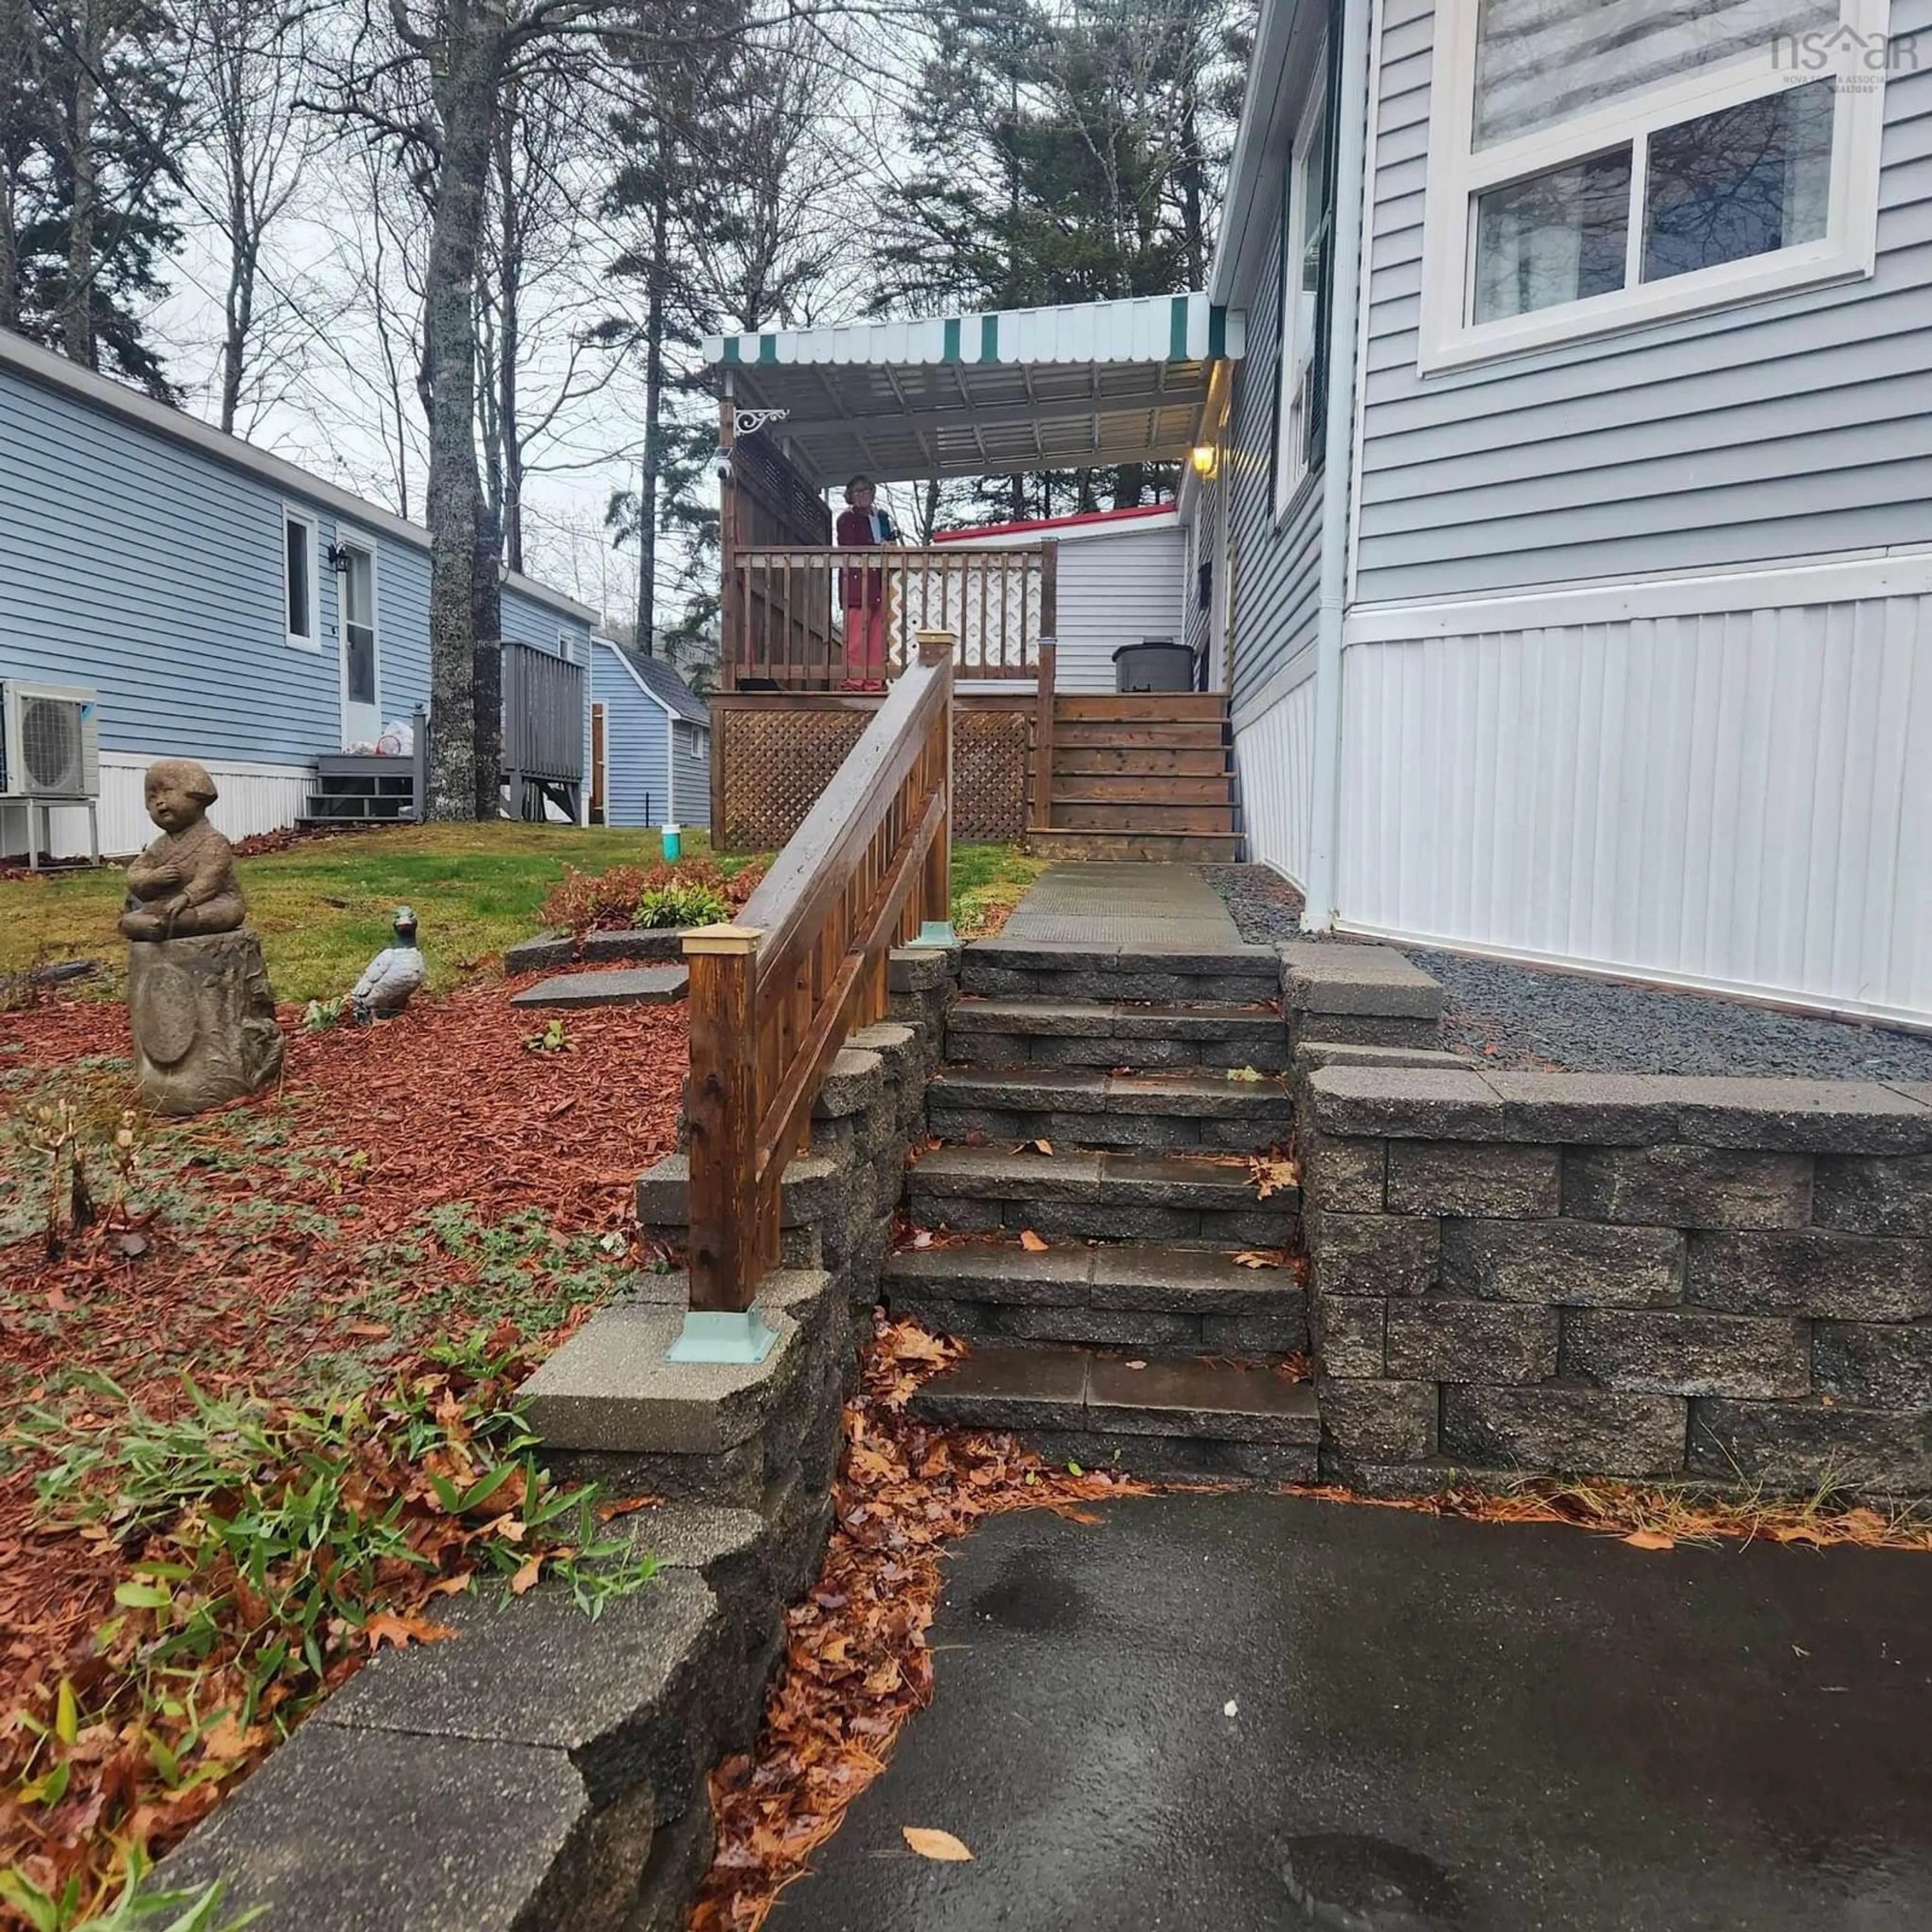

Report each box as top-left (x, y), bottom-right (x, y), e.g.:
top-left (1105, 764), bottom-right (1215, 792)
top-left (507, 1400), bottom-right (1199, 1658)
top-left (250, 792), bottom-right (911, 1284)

top-left (0, 681), bottom-right (101, 869)
top-left (1, 681), bottom-right (99, 800)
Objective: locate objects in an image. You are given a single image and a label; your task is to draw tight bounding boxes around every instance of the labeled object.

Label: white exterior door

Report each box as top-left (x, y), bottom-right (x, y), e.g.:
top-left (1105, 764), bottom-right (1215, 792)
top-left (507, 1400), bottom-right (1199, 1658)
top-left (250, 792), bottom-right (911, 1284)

top-left (338, 538), bottom-right (382, 748)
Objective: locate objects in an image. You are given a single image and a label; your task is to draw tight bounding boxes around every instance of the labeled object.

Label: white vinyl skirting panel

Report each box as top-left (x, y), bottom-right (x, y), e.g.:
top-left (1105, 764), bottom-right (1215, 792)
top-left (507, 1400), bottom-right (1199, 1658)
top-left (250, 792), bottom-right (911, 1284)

top-left (40, 755), bottom-right (317, 859)
top-left (1234, 663), bottom-right (1319, 890)
top-left (1335, 589), bottom-right (1932, 1025)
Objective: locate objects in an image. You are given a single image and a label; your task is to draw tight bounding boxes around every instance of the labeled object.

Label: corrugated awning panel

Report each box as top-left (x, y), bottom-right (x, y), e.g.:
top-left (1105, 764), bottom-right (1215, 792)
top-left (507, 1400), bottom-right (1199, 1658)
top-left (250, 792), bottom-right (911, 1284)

top-left (703, 294), bottom-right (1246, 487)
top-left (704, 294), bottom-right (1244, 371)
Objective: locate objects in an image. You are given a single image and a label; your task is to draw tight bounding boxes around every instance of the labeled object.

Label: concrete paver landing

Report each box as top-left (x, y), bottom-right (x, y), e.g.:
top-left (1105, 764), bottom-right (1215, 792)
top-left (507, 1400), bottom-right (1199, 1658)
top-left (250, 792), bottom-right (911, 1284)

top-left (998, 864), bottom-right (1241, 950)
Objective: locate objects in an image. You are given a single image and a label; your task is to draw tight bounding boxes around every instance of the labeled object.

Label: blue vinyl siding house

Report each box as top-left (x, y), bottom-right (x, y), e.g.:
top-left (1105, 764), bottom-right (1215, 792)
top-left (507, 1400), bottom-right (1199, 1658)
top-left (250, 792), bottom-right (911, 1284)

top-left (1185, 0), bottom-right (1932, 1027)
top-left (590, 638), bottom-right (712, 832)
top-left (0, 328), bottom-right (596, 855)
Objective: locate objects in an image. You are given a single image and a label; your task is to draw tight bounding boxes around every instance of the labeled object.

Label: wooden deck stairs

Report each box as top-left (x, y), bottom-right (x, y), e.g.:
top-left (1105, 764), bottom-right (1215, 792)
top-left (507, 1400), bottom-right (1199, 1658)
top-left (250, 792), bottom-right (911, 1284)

top-left (299, 754), bottom-right (419, 827)
top-left (1026, 694), bottom-right (1241, 862)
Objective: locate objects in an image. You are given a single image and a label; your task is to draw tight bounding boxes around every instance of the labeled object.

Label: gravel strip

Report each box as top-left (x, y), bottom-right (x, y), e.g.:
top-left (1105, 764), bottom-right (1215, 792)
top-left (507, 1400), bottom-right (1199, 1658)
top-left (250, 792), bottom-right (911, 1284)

top-left (1199, 864), bottom-right (1932, 1080)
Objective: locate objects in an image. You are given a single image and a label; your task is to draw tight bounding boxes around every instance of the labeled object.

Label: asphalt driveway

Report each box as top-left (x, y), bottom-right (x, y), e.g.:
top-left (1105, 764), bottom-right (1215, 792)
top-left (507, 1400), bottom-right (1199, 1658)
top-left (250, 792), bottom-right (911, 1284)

top-left (771, 1492), bottom-right (1932, 1931)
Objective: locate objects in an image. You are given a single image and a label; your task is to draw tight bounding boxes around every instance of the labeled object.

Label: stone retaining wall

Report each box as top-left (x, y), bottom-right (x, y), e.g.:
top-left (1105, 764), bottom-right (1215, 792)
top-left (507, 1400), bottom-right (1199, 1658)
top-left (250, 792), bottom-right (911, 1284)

top-left (1300, 1064), bottom-right (1932, 1498)
top-left (159, 946), bottom-right (957, 1929)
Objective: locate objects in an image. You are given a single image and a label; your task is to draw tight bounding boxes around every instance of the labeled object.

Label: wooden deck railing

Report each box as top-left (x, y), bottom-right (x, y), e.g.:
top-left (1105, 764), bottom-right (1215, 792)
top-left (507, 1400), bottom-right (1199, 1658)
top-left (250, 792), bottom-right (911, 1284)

top-left (678, 631), bottom-right (956, 1340)
top-left (727, 543), bottom-right (1055, 688)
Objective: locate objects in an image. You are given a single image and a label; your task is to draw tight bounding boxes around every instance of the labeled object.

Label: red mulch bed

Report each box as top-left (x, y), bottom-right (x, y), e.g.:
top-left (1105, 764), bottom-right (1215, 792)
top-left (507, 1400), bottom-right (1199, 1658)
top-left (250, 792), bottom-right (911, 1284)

top-left (0, 978), bottom-right (685, 1824)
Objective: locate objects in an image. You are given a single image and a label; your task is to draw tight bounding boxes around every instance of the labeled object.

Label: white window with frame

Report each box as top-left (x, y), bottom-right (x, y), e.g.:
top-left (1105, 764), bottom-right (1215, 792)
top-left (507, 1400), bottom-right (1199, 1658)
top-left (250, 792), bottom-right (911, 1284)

top-left (1275, 72), bottom-right (1334, 518)
top-left (283, 509), bottom-right (318, 650)
top-left (1419, 0), bottom-right (1892, 370)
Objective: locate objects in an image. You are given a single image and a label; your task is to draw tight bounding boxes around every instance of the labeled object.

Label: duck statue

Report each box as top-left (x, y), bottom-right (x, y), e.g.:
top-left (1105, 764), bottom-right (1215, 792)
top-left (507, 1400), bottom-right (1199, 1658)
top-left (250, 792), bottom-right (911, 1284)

top-left (351, 906), bottom-right (427, 1023)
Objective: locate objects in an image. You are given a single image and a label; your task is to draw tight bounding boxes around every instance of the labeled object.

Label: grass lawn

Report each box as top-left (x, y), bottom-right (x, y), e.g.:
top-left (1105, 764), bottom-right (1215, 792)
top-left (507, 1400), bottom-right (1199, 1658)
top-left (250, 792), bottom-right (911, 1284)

top-left (0, 825), bottom-right (1044, 1004)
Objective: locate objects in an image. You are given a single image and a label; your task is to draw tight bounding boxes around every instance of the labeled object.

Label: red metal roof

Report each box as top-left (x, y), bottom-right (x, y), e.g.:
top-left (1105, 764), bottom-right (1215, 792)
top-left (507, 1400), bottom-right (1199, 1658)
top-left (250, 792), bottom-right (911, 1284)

top-left (930, 503), bottom-right (1176, 543)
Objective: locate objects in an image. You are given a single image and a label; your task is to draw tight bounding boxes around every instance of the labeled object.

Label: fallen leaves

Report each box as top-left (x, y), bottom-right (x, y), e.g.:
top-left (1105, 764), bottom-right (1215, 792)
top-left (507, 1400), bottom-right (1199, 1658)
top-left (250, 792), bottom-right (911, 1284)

top-left (365, 1610), bottom-right (458, 1651)
top-left (1282, 1478), bottom-right (1932, 1556)
top-left (1018, 1230), bottom-right (1049, 1254)
top-left (1232, 1250), bottom-right (1283, 1269)
top-left (0, 982), bottom-right (686, 1916)
top-left (1248, 1154), bottom-right (1298, 1200)
top-left (690, 1316), bottom-right (1148, 1930)
top-left (901, 1826), bottom-right (973, 1862)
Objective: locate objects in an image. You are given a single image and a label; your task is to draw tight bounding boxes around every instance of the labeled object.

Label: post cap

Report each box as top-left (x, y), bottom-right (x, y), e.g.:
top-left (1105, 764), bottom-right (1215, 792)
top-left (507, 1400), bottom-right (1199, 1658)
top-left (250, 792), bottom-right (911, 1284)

top-left (682, 923), bottom-right (762, 956)
top-left (916, 629), bottom-right (957, 663)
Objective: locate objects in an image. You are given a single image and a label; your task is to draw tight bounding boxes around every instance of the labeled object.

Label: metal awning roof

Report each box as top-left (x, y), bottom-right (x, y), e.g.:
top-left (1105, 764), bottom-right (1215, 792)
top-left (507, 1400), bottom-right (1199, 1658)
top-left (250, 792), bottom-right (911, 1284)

top-left (702, 293), bottom-right (1245, 486)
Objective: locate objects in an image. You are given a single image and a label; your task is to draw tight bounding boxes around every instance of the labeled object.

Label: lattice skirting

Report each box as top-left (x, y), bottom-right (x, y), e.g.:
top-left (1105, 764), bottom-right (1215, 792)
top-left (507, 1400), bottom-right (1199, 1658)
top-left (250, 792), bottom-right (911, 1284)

top-left (952, 707), bottom-right (1028, 842)
top-left (716, 703), bottom-right (1028, 850)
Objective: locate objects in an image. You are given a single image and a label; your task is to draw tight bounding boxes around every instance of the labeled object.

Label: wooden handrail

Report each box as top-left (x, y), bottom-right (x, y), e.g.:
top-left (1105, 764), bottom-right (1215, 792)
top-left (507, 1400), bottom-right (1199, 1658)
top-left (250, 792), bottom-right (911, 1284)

top-left (681, 631), bottom-right (956, 1322)
top-left (725, 544), bottom-right (1049, 687)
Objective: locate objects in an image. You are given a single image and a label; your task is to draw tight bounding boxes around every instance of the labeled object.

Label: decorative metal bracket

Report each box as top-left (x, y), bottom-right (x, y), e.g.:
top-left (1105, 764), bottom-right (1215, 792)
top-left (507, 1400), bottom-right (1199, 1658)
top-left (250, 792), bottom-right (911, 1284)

top-left (734, 408), bottom-right (790, 438)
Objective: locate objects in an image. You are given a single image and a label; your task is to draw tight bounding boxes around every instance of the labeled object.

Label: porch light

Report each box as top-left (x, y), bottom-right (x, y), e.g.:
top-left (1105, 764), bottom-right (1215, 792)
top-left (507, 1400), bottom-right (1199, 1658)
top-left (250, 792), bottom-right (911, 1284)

top-left (1190, 444), bottom-right (1218, 478)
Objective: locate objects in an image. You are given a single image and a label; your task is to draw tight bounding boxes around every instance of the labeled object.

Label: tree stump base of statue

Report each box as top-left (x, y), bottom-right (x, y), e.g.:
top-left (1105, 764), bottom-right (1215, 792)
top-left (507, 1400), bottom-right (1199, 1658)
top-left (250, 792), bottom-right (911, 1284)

top-left (127, 931), bottom-right (284, 1116)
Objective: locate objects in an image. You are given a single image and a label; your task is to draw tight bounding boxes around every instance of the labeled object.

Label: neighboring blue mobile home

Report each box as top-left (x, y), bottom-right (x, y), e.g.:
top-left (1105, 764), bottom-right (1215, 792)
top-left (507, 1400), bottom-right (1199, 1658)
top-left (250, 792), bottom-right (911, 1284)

top-left (0, 328), bottom-right (597, 856)
top-left (589, 639), bottom-right (712, 832)
top-left (1186, 0), bottom-right (1930, 1026)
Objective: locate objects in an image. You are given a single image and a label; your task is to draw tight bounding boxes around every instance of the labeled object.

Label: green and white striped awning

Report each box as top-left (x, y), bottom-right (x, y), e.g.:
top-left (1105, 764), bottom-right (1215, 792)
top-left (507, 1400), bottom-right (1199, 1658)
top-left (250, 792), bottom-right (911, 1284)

top-left (702, 293), bottom-right (1244, 486)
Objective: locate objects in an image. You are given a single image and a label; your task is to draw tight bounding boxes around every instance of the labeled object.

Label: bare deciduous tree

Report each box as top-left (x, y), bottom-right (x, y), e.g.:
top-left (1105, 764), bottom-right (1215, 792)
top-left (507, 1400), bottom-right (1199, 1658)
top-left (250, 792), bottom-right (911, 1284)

top-left (183, 0), bottom-right (319, 429)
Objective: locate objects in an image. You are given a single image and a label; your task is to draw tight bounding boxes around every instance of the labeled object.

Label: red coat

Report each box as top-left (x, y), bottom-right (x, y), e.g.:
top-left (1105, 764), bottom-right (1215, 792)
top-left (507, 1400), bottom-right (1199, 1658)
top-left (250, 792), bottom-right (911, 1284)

top-left (836, 505), bottom-right (894, 609)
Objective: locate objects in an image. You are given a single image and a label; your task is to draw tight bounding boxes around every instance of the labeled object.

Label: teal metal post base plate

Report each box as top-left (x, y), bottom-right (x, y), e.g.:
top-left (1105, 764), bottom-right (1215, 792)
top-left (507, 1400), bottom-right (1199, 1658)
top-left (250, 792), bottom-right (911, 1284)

top-left (913, 920), bottom-right (958, 947)
top-left (666, 1309), bottom-right (780, 1364)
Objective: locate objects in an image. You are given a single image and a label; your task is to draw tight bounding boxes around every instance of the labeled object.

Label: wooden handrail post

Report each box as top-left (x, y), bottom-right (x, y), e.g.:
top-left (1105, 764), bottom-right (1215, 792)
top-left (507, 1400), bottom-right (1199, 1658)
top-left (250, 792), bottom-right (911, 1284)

top-left (669, 921), bottom-right (779, 1363)
top-left (916, 631), bottom-right (955, 943)
top-left (1032, 635), bottom-right (1056, 833)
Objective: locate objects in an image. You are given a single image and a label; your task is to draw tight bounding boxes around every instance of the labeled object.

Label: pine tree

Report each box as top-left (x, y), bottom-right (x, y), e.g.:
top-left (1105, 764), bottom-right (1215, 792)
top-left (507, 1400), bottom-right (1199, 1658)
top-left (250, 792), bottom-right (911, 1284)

top-left (874, 0), bottom-right (1246, 518)
top-left (2, 0), bottom-right (185, 396)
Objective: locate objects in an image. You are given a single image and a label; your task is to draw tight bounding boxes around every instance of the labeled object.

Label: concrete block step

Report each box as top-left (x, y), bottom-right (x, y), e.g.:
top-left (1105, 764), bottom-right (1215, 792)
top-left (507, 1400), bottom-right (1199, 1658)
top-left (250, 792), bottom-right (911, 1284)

top-left (906, 1145), bottom-right (1298, 1246)
top-left (508, 965), bottom-right (688, 1009)
top-left (1023, 830), bottom-right (1243, 862)
top-left (910, 1343), bottom-right (1318, 1480)
top-left (961, 938), bottom-right (1279, 1004)
top-left (884, 1242), bottom-right (1307, 1354)
top-left (927, 1065), bottom-right (1290, 1151)
top-left (947, 997), bottom-right (1288, 1071)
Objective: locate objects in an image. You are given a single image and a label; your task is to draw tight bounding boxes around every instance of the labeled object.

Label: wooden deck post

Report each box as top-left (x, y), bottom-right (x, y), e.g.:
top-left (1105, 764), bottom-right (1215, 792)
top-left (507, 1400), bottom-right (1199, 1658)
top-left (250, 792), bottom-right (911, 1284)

top-left (1032, 635), bottom-right (1057, 833)
top-left (717, 397), bottom-right (740, 694)
top-left (670, 921), bottom-right (778, 1361)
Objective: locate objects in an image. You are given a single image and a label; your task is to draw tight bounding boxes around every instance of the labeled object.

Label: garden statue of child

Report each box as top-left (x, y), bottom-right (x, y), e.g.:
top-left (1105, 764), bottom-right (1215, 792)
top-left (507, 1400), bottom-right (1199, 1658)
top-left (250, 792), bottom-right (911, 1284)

top-left (119, 759), bottom-right (248, 941)
top-left (118, 759), bottom-right (280, 1114)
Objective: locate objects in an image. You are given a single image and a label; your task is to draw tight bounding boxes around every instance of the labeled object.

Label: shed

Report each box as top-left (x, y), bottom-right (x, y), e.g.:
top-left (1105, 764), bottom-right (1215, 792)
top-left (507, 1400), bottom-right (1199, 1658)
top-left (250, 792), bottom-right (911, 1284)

top-left (932, 505), bottom-right (1187, 693)
top-left (589, 639), bottom-right (712, 832)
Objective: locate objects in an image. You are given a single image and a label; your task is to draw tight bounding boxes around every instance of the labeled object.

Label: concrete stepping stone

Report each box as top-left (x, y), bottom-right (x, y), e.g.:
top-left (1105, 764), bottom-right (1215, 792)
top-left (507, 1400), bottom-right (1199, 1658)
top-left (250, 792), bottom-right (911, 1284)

top-left (508, 965), bottom-right (689, 1009)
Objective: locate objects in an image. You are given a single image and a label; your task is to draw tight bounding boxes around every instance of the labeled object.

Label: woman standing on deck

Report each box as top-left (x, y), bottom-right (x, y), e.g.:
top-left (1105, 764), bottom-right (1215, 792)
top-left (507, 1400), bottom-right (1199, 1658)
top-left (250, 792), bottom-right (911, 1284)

top-left (835, 474), bottom-right (897, 692)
